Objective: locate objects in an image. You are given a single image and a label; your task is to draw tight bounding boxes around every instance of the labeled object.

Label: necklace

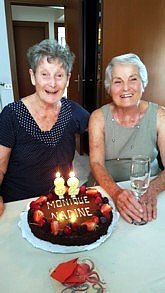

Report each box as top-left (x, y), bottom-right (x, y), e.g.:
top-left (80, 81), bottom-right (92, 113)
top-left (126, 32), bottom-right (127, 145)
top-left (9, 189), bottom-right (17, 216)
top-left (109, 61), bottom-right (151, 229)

top-left (34, 100), bottom-right (61, 118)
top-left (113, 110), bottom-right (141, 128)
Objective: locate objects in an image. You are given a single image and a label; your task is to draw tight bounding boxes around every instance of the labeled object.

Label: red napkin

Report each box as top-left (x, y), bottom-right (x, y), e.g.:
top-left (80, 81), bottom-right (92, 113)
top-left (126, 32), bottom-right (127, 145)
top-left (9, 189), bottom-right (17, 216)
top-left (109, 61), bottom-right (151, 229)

top-left (50, 258), bottom-right (78, 283)
top-left (50, 257), bottom-right (107, 291)
top-left (50, 258), bottom-right (91, 285)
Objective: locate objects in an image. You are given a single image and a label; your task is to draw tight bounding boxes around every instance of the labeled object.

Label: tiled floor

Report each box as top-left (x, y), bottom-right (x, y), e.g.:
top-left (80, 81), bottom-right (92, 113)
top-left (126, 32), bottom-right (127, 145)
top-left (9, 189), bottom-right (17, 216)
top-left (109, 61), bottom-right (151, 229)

top-left (73, 151), bottom-right (90, 186)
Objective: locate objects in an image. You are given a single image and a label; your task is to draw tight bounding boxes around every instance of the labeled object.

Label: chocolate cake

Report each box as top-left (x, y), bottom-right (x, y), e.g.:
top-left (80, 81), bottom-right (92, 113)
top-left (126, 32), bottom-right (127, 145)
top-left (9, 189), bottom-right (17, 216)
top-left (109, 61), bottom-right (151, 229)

top-left (27, 186), bottom-right (113, 246)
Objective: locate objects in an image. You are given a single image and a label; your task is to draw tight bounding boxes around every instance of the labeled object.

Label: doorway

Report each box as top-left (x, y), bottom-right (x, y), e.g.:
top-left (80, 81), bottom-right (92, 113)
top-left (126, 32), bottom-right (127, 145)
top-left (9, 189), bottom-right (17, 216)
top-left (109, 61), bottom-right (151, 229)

top-left (4, 0), bottom-right (83, 106)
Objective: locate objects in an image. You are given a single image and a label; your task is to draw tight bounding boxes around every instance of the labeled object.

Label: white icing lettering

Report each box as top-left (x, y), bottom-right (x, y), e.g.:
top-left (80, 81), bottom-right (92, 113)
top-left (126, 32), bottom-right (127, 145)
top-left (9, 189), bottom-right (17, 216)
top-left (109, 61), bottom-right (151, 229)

top-left (56, 200), bottom-right (63, 208)
top-left (72, 198), bottom-right (79, 205)
top-left (83, 196), bottom-right (90, 204)
top-left (51, 212), bottom-right (58, 220)
top-left (47, 196), bottom-right (93, 221)
top-left (59, 211), bottom-right (68, 220)
top-left (50, 206), bottom-right (93, 221)
top-left (85, 207), bottom-right (93, 216)
top-left (78, 197), bottom-right (85, 204)
top-left (67, 210), bottom-right (77, 218)
top-left (47, 201), bottom-right (55, 209)
top-left (73, 208), bottom-right (79, 217)
top-left (61, 199), bottom-right (71, 206)
top-left (76, 208), bottom-right (87, 217)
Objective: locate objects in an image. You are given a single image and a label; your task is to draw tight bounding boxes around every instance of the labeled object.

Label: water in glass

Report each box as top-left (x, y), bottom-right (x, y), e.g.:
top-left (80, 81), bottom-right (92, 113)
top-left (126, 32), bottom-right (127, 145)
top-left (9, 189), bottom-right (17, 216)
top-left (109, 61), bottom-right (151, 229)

top-left (130, 155), bottom-right (151, 225)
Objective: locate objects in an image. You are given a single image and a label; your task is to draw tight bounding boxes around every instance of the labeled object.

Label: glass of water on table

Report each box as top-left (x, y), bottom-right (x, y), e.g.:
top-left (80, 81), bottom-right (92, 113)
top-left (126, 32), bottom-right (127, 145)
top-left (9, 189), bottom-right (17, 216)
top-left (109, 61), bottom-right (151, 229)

top-left (130, 155), bottom-right (151, 225)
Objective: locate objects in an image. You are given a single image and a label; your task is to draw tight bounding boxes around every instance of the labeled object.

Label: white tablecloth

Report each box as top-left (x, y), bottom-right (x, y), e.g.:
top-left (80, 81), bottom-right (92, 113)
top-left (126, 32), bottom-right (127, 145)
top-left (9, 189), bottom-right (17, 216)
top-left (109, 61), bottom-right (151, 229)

top-left (0, 181), bottom-right (165, 293)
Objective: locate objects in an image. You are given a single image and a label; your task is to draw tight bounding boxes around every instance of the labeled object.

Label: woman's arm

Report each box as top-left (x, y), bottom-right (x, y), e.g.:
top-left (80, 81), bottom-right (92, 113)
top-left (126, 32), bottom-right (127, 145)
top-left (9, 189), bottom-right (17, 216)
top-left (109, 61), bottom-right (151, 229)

top-left (89, 109), bottom-right (143, 223)
top-left (89, 109), bottom-right (120, 196)
top-left (0, 196), bottom-right (4, 216)
top-left (141, 106), bottom-right (165, 221)
top-left (0, 145), bottom-right (12, 216)
top-left (147, 105), bottom-right (165, 193)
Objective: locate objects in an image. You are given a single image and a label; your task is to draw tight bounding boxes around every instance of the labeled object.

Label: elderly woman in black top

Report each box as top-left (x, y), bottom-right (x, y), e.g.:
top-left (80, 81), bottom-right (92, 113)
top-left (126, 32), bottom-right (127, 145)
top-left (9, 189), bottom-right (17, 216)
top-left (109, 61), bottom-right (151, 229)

top-left (0, 39), bottom-right (89, 215)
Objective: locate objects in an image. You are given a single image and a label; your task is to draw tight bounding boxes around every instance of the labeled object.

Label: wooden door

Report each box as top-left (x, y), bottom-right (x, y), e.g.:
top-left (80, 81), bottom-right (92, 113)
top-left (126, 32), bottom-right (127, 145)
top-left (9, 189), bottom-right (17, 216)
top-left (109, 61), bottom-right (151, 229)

top-left (64, 0), bottom-right (83, 105)
top-left (5, 0), bottom-right (83, 106)
top-left (13, 21), bottom-right (49, 98)
top-left (100, 0), bottom-right (165, 107)
top-left (64, 0), bottom-right (84, 154)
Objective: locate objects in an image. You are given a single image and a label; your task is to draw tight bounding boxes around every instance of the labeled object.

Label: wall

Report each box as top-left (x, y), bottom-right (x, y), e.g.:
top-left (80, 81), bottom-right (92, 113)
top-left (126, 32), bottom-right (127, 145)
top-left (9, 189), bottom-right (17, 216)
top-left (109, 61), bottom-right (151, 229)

top-left (0, 0), bottom-right (13, 110)
top-left (0, 2), bottom-right (64, 110)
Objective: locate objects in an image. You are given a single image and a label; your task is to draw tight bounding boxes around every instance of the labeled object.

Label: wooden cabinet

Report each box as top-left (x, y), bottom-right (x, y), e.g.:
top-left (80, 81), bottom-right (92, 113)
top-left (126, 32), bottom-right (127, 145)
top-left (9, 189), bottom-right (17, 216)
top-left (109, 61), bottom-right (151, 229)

top-left (100, 0), bottom-right (165, 107)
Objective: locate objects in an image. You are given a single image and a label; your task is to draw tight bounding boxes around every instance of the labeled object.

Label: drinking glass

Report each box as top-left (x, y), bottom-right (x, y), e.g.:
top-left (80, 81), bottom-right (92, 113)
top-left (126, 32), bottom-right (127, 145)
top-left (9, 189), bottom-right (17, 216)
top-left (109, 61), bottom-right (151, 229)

top-left (130, 155), bottom-right (151, 225)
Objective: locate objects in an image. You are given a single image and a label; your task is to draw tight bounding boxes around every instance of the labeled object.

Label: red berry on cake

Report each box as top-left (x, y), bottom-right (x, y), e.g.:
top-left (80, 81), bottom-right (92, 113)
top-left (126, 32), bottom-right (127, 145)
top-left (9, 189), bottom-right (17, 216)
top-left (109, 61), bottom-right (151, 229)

top-left (86, 189), bottom-right (99, 197)
top-left (71, 222), bottom-right (79, 232)
top-left (82, 221), bottom-right (98, 232)
top-left (35, 196), bottom-right (47, 204)
top-left (95, 196), bottom-right (102, 204)
top-left (33, 210), bottom-right (44, 223)
top-left (100, 204), bottom-right (112, 214)
top-left (63, 225), bottom-right (72, 235)
top-left (102, 212), bottom-right (111, 220)
top-left (30, 201), bottom-right (41, 210)
top-left (38, 218), bottom-right (46, 227)
top-left (47, 193), bottom-right (54, 201)
top-left (50, 220), bottom-right (59, 236)
top-left (80, 185), bottom-right (86, 193)
top-left (91, 215), bottom-right (99, 224)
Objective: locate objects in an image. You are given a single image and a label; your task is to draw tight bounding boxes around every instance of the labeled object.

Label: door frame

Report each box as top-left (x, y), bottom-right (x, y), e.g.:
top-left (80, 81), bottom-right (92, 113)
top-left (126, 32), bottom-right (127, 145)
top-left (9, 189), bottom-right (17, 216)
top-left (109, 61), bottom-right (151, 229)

top-left (4, 0), bottom-right (79, 101)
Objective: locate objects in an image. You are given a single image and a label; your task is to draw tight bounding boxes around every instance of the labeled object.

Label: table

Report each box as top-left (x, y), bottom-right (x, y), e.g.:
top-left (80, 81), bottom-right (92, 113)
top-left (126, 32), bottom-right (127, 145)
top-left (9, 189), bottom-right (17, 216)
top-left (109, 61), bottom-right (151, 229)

top-left (0, 181), bottom-right (165, 293)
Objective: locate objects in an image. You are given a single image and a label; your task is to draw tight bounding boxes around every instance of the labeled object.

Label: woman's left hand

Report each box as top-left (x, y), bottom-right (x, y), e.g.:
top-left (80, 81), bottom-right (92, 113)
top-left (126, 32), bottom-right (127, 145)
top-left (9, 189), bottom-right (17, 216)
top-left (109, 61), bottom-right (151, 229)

top-left (115, 189), bottom-right (144, 223)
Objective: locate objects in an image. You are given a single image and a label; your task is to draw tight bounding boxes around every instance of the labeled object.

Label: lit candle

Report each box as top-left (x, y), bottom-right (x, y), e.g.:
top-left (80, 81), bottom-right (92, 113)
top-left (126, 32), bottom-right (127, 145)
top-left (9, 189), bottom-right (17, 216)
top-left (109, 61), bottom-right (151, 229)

top-left (67, 171), bottom-right (79, 198)
top-left (54, 172), bottom-right (66, 199)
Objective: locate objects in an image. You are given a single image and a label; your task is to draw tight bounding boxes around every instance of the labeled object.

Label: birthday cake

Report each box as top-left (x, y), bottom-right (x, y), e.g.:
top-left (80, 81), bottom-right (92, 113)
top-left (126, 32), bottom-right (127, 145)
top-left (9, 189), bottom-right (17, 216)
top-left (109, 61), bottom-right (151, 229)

top-left (27, 184), bottom-right (113, 246)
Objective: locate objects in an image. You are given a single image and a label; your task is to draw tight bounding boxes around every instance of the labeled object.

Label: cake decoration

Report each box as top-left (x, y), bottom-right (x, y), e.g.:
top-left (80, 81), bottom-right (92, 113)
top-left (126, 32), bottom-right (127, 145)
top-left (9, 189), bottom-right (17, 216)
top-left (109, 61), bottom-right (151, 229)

top-left (28, 185), bottom-right (113, 246)
top-left (54, 172), bottom-right (66, 199)
top-left (27, 172), bottom-right (115, 247)
top-left (67, 171), bottom-right (80, 197)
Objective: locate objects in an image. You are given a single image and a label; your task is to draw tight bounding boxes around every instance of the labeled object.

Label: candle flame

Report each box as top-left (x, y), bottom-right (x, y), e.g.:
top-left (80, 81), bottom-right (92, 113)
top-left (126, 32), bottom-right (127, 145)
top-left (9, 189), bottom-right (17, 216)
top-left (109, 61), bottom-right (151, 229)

top-left (56, 172), bottom-right (61, 178)
top-left (69, 171), bottom-right (75, 178)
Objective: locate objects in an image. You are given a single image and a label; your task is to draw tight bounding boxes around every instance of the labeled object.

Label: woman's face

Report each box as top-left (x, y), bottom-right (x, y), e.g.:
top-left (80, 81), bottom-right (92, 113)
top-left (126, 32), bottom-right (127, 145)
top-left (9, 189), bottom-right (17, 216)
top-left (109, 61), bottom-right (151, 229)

top-left (29, 56), bottom-right (70, 105)
top-left (109, 63), bottom-right (144, 108)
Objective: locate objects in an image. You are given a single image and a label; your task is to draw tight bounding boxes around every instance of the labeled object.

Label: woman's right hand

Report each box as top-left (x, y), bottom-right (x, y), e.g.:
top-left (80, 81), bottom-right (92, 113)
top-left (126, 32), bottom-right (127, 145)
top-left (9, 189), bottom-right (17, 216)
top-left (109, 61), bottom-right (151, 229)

top-left (115, 189), bottom-right (144, 223)
top-left (0, 196), bottom-right (4, 216)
